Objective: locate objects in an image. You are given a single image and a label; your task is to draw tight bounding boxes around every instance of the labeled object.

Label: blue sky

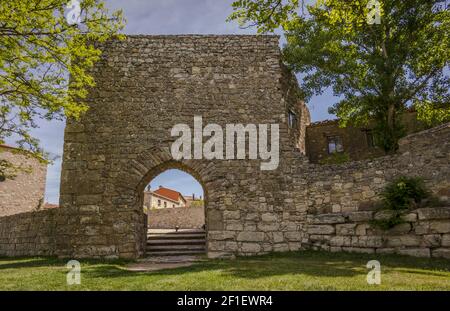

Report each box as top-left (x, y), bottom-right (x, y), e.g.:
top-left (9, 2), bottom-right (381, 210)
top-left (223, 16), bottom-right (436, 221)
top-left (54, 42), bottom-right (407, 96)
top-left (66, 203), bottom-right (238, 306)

top-left (20, 0), bottom-right (338, 203)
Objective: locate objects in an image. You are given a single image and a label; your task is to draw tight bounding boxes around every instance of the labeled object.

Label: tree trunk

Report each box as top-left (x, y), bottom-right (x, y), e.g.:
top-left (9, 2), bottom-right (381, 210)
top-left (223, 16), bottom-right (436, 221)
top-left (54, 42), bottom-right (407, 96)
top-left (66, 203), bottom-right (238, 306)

top-left (386, 101), bottom-right (398, 154)
top-left (387, 102), bottom-right (395, 132)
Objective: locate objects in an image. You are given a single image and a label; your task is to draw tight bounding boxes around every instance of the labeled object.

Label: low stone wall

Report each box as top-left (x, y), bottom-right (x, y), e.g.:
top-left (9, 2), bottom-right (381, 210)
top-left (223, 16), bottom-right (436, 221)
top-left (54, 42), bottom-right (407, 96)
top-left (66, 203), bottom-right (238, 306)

top-left (147, 207), bottom-right (205, 229)
top-left (305, 207), bottom-right (450, 259)
top-left (304, 123), bottom-right (450, 215)
top-left (0, 209), bottom-right (55, 257)
top-left (0, 146), bottom-right (47, 217)
top-left (0, 206), bottom-right (146, 259)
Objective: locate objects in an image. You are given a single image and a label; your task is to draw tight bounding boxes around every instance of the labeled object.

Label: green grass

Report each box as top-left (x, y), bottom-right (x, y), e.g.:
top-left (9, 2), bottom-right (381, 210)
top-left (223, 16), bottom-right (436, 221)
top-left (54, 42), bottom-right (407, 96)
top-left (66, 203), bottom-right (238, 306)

top-left (0, 251), bottom-right (449, 290)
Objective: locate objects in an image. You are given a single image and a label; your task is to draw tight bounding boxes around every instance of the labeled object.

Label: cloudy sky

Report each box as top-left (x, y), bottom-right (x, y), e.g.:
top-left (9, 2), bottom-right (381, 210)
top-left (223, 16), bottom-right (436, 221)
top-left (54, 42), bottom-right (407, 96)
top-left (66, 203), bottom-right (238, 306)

top-left (30, 0), bottom-right (337, 203)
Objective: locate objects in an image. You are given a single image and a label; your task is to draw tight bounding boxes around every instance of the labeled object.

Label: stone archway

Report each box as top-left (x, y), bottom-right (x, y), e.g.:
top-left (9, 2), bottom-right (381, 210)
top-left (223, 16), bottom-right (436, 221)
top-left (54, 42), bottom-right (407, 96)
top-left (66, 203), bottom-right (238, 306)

top-left (58, 35), bottom-right (307, 259)
top-left (131, 151), bottom-right (211, 257)
top-left (101, 146), bottom-right (220, 259)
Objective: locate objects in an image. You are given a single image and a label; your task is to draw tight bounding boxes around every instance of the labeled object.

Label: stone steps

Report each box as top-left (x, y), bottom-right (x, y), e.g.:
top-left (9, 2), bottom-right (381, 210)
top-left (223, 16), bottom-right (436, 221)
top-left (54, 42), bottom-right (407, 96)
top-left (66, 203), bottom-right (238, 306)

top-left (147, 244), bottom-right (206, 251)
top-left (148, 239), bottom-right (206, 245)
top-left (147, 233), bottom-right (206, 240)
top-left (146, 229), bottom-right (206, 257)
top-left (146, 250), bottom-right (206, 256)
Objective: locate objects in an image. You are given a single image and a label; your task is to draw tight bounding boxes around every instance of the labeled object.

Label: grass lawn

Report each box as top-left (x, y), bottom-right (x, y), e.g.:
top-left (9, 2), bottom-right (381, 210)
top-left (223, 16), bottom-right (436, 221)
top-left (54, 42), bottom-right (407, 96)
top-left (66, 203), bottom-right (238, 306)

top-left (0, 250), bottom-right (449, 290)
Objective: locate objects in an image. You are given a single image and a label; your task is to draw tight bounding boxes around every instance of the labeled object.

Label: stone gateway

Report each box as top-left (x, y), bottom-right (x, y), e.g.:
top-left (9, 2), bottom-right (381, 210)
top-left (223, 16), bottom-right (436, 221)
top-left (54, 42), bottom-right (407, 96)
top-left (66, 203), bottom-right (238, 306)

top-left (0, 35), bottom-right (449, 260)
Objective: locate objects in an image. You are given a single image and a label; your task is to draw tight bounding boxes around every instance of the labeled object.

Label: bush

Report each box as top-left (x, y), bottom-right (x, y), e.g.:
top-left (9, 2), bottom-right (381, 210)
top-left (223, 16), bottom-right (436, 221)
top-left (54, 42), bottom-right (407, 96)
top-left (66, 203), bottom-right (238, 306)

top-left (370, 216), bottom-right (404, 230)
top-left (381, 176), bottom-right (430, 210)
top-left (371, 176), bottom-right (430, 230)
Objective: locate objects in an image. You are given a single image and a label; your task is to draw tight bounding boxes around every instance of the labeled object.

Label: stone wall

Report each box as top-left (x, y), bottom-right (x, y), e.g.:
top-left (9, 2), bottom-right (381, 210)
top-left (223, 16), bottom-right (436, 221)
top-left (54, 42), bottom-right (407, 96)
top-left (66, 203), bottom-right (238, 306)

top-left (0, 36), bottom-right (448, 261)
top-left (303, 123), bottom-right (449, 216)
top-left (305, 207), bottom-right (450, 259)
top-left (147, 207), bottom-right (205, 229)
top-left (300, 123), bottom-right (450, 259)
top-left (0, 209), bottom-right (55, 257)
top-left (0, 146), bottom-right (47, 216)
top-left (58, 35), bottom-right (304, 259)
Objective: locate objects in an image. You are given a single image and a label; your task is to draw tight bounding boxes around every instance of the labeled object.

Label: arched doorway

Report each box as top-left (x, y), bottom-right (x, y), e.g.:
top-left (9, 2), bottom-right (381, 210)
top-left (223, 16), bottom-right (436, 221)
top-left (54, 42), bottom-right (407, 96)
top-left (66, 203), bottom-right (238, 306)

top-left (134, 159), bottom-right (210, 258)
top-left (142, 168), bottom-right (206, 257)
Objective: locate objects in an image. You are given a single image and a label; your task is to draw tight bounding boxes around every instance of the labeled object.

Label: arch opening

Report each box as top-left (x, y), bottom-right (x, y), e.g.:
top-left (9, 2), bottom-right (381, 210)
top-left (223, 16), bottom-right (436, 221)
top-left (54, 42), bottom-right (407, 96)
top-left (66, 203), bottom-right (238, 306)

top-left (137, 161), bottom-right (208, 257)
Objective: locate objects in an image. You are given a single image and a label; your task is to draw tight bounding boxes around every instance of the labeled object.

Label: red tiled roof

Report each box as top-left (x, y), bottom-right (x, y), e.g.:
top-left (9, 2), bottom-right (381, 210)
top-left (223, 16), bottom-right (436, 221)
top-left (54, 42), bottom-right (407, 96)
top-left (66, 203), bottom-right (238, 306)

top-left (153, 187), bottom-right (186, 203)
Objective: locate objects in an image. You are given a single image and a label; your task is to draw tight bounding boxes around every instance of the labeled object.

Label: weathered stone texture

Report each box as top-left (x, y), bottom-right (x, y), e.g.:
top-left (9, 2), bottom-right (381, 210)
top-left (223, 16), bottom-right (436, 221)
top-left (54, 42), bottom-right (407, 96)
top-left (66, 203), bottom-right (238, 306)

top-left (0, 146), bottom-right (47, 216)
top-left (0, 210), bottom-right (55, 257)
top-left (306, 207), bottom-right (450, 259)
top-left (0, 36), bottom-right (448, 260)
top-left (56, 35), bottom-right (306, 259)
top-left (147, 207), bottom-right (205, 229)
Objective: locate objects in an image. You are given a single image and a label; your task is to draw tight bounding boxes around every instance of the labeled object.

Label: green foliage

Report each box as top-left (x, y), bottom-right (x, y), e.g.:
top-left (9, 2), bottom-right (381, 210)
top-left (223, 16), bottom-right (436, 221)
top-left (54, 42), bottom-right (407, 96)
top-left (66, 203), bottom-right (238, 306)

top-left (370, 176), bottom-right (430, 230)
top-left (227, 0), bottom-right (300, 33)
top-left (370, 214), bottom-right (404, 230)
top-left (415, 100), bottom-right (450, 127)
top-left (0, 149), bottom-right (34, 180)
top-left (318, 152), bottom-right (350, 165)
top-left (372, 118), bottom-right (406, 153)
top-left (0, 0), bottom-right (125, 165)
top-left (228, 0), bottom-right (450, 153)
top-left (381, 176), bottom-right (430, 211)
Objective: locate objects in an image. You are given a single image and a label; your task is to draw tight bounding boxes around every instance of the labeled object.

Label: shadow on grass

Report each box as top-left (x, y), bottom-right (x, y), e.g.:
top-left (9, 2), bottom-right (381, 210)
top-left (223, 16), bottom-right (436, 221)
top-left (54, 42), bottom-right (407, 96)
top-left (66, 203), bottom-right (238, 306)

top-left (0, 257), bottom-right (62, 270)
top-left (82, 250), bottom-right (450, 281)
top-left (0, 256), bottom-right (130, 270)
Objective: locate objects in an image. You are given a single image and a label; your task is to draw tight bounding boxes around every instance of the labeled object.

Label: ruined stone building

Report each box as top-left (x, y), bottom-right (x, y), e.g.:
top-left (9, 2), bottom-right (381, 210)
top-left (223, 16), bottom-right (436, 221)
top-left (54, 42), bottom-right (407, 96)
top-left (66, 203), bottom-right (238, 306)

top-left (0, 35), bottom-right (448, 260)
top-left (305, 110), bottom-right (428, 163)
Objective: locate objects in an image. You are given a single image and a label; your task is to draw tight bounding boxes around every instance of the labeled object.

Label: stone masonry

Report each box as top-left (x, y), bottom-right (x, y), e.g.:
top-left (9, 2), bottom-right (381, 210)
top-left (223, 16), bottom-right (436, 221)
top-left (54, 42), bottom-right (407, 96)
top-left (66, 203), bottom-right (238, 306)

top-left (0, 145), bottom-right (47, 216)
top-left (0, 35), bottom-right (448, 260)
top-left (147, 206), bottom-right (205, 229)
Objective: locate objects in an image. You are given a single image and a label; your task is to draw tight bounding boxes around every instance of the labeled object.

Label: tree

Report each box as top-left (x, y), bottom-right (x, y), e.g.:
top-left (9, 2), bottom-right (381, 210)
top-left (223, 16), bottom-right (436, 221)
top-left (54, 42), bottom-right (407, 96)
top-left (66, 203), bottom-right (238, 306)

top-left (0, 0), bottom-right (124, 173)
top-left (228, 0), bottom-right (450, 152)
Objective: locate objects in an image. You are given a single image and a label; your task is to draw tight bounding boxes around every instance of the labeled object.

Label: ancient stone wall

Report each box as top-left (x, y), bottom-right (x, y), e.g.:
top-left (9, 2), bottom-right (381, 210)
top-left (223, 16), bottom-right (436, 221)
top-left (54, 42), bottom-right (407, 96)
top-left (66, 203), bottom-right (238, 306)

top-left (0, 209), bottom-right (55, 257)
top-left (147, 207), bottom-right (205, 229)
top-left (303, 123), bottom-right (449, 216)
top-left (300, 123), bottom-right (450, 259)
top-left (0, 36), bottom-right (448, 261)
top-left (58, 35), bottom-right (304, 259)
top-left (0, 146), bottom-right (47, 216)
top-left (305, 207), bottom-right (450, 259)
